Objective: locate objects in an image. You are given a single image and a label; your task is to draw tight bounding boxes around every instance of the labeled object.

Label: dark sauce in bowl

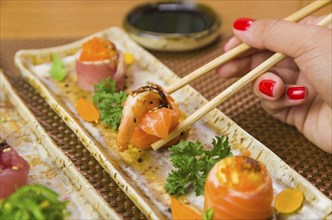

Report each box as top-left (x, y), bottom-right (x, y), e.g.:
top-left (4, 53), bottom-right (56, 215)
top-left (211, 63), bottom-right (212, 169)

top-left (124, 2), bottom-right (220, 51)
top-left (127, 3), bottom-right (215, 34)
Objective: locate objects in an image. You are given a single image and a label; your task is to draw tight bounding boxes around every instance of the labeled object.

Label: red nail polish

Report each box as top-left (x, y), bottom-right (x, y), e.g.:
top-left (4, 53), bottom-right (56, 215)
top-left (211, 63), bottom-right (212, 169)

top-left (287, 87), bottom-right (305, 100)
top-left (259, 79), bottom-right (276, 97)
top-left (233, 18), bottom-right (255, 31)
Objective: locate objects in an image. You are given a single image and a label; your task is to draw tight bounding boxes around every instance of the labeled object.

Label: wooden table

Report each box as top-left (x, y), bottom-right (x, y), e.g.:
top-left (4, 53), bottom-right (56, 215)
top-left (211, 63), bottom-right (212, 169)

top-left (1, 0), bottom-right (330, 39)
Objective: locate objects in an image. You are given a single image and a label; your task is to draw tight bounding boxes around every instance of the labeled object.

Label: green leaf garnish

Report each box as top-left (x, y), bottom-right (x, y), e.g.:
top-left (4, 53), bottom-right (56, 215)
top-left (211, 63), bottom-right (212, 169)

top-left (0, 184), bottom-right (70, 220)
top-left (203, 208), bottom-right (214, 220)
top-left (93, 79), bottom-right (127, 130)
top-left (165, 136), bottom-right (232, 196)
top-left (0, 116), bottom-right (6, 123)
top-left (50, 54), bottom-right (66, 81)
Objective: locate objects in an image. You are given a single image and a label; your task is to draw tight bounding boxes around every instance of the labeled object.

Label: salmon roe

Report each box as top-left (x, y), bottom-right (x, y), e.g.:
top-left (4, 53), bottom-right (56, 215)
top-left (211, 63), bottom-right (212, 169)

top-left (79, 37), bottom-right (118, 62)
top-left (216, 156), bottom-right (268, 192)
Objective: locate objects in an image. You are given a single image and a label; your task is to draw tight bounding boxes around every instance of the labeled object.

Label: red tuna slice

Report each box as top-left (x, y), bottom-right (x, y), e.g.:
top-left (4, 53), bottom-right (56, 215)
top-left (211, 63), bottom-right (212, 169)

top-left (0, 141), bottom-right (30, 198)
top-left (75, 50), bottom-right (126, 92)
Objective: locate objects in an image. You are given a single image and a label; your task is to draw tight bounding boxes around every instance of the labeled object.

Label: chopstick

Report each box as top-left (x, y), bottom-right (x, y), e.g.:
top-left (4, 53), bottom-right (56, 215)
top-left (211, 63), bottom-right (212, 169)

top-left (165, 0), bottom-right (331, 94)
top-left (152, 13), bottom-right (332, 150)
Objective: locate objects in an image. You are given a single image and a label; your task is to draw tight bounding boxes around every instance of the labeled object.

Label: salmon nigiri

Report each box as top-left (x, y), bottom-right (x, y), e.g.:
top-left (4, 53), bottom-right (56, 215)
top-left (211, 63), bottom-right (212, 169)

top-left (117, 84), bottom-right (180, 151)
top-left (204, 156), bottom-right (273, 219)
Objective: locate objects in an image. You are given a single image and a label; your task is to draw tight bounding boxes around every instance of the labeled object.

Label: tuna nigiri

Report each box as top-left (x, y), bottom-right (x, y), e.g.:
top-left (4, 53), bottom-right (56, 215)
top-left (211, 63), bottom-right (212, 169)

top-left (117, 84), bottom-right (180, 151)
top-left (75, 37), bottom-right (126, 91)
top-left (0, 139), bottom-right (30, 198)
top-left (204, 156), bottom-right (273, 219)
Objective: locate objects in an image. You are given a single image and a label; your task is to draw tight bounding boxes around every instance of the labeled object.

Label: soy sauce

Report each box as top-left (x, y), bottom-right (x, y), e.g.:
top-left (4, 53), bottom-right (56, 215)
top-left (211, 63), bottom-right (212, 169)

top-left (127, 3), bottom-right (215, 34)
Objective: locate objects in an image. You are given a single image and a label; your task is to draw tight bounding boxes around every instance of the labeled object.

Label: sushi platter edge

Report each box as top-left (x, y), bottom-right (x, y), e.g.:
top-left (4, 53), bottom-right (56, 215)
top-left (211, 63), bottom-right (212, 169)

top-left (0, 71), bottom-right (121, 220)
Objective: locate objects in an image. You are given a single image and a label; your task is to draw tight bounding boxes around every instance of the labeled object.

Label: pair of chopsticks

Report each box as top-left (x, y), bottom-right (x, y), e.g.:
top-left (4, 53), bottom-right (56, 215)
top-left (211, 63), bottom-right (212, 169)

top-left (152, 0), bottom-right (332, 150)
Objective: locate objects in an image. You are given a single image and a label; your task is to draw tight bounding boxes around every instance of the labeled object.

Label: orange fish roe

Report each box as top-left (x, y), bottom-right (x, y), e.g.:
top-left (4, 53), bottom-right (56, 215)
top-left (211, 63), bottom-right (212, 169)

top-left (216, 156), bottom-right (267, 192)
top-left (79, 37), bottom-right (118, 62)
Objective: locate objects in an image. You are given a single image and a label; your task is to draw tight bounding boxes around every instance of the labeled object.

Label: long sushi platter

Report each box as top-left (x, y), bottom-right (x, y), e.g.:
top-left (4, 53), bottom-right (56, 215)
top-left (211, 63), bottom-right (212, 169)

top-left (6, 27), bottom-right (331, 219)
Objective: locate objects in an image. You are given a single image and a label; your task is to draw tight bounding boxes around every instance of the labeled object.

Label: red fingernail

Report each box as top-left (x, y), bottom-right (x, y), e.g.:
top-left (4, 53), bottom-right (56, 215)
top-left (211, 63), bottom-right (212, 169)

top-left (233, 18), bottom-right (255, 31)
top-left (287, 86), bottom-right (306, 100)
top-left (259, 79), bottom-right (276, 97)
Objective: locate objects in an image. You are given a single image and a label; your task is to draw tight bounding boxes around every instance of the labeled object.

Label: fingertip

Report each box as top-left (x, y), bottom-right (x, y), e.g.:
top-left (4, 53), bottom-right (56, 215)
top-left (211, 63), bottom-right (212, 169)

top-left (233, 17), bottom-right (255, 31)
top-left (254, 73), bottom-right (285, 100)
top-left (223, 36), bottom-right (241, 52)
top-left (286, 86), bottom-right (307, 101)
top-left (216, 64), bottom-right (237, 78)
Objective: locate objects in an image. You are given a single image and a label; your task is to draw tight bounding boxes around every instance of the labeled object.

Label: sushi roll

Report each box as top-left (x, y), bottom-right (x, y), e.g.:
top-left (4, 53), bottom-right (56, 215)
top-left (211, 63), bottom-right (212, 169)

top-left (117, 84), bottom-right (180, 151)
top-left (204, 155), bottom-right (273, 219)
top-left (75, 37), bottom-right (126, 91)
top-left (0, 139), bottom-right (30, 198)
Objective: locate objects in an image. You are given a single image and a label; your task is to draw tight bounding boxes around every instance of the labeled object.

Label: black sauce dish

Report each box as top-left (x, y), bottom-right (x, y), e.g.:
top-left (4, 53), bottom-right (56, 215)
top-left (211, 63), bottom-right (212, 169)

top-left (124, 1), bottom-right (221, 52)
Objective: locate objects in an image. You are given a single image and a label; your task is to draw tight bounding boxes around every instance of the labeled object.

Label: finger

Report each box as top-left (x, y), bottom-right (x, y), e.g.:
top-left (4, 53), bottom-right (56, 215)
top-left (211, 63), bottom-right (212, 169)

top-left (269, 67), bottom-right (299, 84)
top-left (260, 85), bottom-right (307, 114)
top-left (223, 36), bottom-right (258, 58)
top-left (232, 17), bottom-right (329, 59)
top-left (217, 51), bottom-right (272, 78)
top-left (217, 50), bottom-right (299, 79)
top-left (221, 38), bottom-right (299, 78)
top-left (253, 72), bottom-right (285, 100)
top-left (300, 15), bottom-right (332, 28)
top-left (223, 36), bottom-right (241, 52)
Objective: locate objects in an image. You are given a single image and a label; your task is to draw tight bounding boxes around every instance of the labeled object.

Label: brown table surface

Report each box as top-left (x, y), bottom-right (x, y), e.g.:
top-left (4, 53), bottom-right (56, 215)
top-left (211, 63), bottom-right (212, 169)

top-left (1, 37), bottom-right (331, 219)
top-left (1, 0), bottom-right (331, 219)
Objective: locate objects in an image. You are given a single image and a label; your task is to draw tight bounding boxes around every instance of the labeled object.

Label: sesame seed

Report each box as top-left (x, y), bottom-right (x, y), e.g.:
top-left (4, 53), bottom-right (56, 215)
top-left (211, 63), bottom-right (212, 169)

top-left (3, 148), bottom-right (11, 152)
top-left (12, 166), bottom-right (19, 170)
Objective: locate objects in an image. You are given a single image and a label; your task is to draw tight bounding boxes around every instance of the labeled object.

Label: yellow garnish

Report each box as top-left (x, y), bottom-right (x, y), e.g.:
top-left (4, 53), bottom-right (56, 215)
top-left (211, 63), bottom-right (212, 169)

top-left (124, 52), bottom-right (135, 65)
top-left (39, 200), bottom-right (50, 209)
top-left (75, 98), bottom-right (100, 122)
top-left (275, 188), bottom-right (304, 214)
top-left (0, 116), bottom-right (7, 123)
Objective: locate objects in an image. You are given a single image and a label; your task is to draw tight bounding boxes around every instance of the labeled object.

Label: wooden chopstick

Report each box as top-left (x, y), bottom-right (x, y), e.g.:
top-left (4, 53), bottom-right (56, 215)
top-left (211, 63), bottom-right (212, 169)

top-left (152, 13), bottom-right (332, 150)
top-left (165, 0), bottom-right (331, 94)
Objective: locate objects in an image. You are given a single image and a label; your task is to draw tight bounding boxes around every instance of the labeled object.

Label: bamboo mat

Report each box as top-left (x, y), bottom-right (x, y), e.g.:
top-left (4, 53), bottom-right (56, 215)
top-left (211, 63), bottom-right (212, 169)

top-left (0, 38), bottom-right (331, 219)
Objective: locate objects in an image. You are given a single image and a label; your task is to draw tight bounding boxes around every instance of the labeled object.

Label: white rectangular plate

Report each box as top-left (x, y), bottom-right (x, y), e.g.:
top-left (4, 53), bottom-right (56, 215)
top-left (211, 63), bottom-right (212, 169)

top-left (14, 27), bottom-right (331, 219)
top-left (0, 72), bottom-right (120, 219)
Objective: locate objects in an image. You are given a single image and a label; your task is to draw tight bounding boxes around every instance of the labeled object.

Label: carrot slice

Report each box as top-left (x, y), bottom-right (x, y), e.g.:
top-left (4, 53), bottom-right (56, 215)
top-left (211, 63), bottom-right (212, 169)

top-left (171, 197), bottom-right (201, 220)
top-left (76, 98), bottom-right (100, 122)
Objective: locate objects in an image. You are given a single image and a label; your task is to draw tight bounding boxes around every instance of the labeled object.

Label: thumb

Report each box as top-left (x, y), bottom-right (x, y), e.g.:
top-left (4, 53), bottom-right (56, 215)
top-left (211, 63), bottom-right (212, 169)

top-left (232, 18), bottom-right (325, 59)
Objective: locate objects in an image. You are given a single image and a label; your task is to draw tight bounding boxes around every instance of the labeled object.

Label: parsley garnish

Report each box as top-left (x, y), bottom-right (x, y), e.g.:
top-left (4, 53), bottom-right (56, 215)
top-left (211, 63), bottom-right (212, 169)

top-left (165, 136), bottom-right (232, 196)
top-left (93, 79), bottom-right (127, 130)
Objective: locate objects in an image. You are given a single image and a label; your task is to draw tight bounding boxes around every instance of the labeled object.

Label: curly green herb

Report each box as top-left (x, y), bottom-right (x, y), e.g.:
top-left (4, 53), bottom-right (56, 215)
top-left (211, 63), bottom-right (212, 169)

top-left (165, 136), bottom-right (232, 196)
top-left (93, 79), bottom-right (127, 130)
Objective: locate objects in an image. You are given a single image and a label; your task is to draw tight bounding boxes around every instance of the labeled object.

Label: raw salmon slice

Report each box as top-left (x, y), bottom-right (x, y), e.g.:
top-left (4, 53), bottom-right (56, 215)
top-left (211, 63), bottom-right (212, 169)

top-left (204, 156), bottom-right (273, 219)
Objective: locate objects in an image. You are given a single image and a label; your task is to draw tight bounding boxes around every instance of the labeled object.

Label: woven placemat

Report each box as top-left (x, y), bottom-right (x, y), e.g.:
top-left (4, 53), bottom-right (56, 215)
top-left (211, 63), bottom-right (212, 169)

top-left (1, 38), bottom-right (331, 219)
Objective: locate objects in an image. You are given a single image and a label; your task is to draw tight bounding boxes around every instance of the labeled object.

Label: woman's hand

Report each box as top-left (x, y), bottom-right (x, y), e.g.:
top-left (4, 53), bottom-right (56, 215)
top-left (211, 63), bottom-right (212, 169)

top-left (217, 16), bottom-right (332, 154)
